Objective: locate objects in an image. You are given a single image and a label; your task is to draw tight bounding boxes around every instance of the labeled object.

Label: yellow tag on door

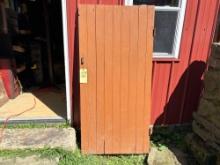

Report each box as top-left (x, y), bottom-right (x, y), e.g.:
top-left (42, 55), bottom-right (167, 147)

top-left (80, 68), bottom-right (88, 84)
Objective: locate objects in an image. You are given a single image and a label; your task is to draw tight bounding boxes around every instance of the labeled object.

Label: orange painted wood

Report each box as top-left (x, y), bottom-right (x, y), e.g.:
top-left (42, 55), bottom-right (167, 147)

top-left (104, 6), bottom-right (113, 153)
top-left (86, 5), bottom-right (97, 153)
top-left (127, 7), bottom-right (138, 153)
top-left (96, 5), bottom-right (105, 154)
top-left (112, 6), bottom-right (121, 153)
top-left (78, 5), bottom-right (89, 153)
top-left (135, 6), bottom-right (149, 153)
top-left (79, 5), bottom-right (154, 154)
top-left (144, 6), bottom-right (154, 151)
top-left (120, 6), bottom-right (130, 153)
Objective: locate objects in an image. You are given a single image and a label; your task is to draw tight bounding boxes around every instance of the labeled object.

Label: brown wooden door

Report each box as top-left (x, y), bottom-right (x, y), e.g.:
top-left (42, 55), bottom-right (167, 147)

top-left (78, 4), bottom-right (154, 154)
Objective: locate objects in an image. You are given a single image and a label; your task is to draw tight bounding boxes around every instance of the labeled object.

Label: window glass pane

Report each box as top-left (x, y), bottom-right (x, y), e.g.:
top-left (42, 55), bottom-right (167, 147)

top-left (133, 0), bottom-right (179, 7)
top-left (154, 11), bottom-right (178, 54)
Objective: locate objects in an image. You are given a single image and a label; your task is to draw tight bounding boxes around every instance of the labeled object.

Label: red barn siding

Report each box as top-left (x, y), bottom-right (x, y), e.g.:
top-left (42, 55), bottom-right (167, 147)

top-left (152, 0), bottom-right (201, 125)
top-left (152, 62), bottom-right (171, 124)
top-left (182, 0), bottom-right (219, 123)
top-left (67, 0), bottom-right (220, 126)
top-left (152, 0), bottom-right (219, 125)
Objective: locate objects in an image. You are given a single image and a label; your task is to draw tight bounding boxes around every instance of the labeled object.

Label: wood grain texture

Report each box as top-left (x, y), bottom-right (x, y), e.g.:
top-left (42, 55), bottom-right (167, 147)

top-left (182, 0), bottom-right (219, 123)
top-left (144, 6), bottom-right (154, 152)
top-left (112, 6), bottom-right (121, 153)
top-left (127, 6), bottom-right (138, 153)
top-left (104, 5), bottom-right (113, 153)
top-left (96, 5), bottom-right (105, 154)
top-left (86, 5), bottom-right (97, 153)
top-left (120, 6), bottom-right (130, 153)
top-left (78, 5), bottom-right (89, 153)
top-left (135, 6), bottom-right (148, 153)
top-left (79, 5), bottom-right (154, 154)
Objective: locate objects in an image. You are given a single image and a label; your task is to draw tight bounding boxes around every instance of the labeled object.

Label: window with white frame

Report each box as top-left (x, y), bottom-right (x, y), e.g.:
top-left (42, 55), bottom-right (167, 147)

top-left (125, 0), bottom-right (187, 59)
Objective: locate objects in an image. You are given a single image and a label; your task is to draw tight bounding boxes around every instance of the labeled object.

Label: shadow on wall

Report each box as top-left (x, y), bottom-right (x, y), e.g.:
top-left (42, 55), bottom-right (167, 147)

top-left (73, 8), bottom-right (80, 128)
top-left (154, 61), bottom-right (206, 125)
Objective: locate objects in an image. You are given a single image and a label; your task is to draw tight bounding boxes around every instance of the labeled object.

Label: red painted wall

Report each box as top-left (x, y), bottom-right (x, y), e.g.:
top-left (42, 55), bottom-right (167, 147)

top-left (67, 0), bottom-right (219, 126)
top-left (152, 0), bottom-right (219, 125)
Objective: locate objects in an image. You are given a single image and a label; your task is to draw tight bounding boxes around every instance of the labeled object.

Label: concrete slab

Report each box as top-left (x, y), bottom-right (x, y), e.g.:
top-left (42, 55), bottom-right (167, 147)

top-left (0, 155), bottom-right (59, 165)
top-left (0, 91), bottom-right (66, 120)
top-left (0, 128), bottom-right (76, 151)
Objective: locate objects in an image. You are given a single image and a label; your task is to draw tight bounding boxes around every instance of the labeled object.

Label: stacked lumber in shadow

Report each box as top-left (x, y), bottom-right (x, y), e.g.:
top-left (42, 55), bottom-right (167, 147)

top-left (186, 43), bottom-right (220, 165)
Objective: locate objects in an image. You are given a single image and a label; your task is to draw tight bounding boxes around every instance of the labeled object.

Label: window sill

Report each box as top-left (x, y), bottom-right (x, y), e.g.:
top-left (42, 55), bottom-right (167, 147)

top-left (153, 58), bottom-right (180, 62)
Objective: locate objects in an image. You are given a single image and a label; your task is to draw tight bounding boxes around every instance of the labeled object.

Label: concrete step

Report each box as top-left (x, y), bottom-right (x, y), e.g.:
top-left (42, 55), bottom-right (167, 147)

top-left (0, 128), bottom-right (76, 151)
top-left (0, 155), bottom-right (59, 165)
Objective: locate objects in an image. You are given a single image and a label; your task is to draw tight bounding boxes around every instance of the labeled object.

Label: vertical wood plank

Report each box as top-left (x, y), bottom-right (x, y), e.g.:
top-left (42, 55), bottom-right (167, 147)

top-left (202, 0), bottom-right (219, 59)
top-left (144, 6), bottom-right (154, 152)
top-left (96, 5), bottom-right (105, 154)
top-left (127, 6), bottom-right (139, 152)
top-left (136, 6), bottom-right (148, 153)
top-left (78, 5), bottom-right (89, 153)
top-left (167, 0), bottom-right (199, 125)
top-left (104, 5), bottom-right (113, 153)
top-left (112, 5), bottom-right (122, 153)
top-left (183, 0), bottom-right (211, 123)
top-left (120, 6), bottom-right (130, 153)
top-left (86, 5), bottom-right (97, 153)
top-left (190, 0), bottom-right (209, 61)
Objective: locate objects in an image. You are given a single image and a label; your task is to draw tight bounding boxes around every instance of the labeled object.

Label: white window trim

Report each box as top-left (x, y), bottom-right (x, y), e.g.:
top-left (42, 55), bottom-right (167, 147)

top-left (125, 0), bottom-right (187, 59)
top-left (61, 0), bottom-right (72, 123)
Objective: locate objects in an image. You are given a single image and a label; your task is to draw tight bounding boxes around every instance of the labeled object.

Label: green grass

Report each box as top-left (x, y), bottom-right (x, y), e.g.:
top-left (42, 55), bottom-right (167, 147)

top-left (0, 125), bottom-right (191, 164)
top-left (0, 148), bottom-right (147, 165)
top-left (151, 125), bottom-right (191, 151)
